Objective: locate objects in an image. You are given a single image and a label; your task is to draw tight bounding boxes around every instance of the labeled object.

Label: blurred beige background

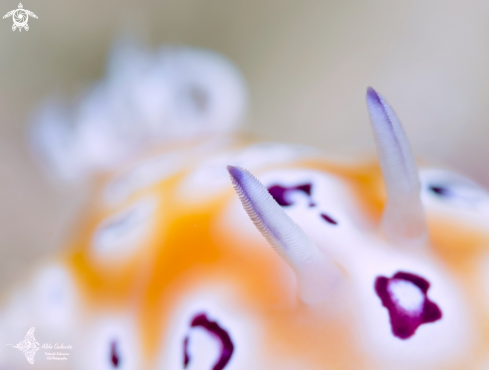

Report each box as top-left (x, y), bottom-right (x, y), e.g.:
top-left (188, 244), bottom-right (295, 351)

top-left (1, 0), bottom-right (489, 291)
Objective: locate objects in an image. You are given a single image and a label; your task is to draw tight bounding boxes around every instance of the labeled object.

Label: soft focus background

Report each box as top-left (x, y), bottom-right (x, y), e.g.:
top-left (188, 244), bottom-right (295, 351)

top-left (1, 0), bottom-right (489, 292)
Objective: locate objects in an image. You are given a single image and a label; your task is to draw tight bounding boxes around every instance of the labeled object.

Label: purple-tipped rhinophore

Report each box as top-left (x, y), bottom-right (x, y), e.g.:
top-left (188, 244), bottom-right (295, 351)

top-left (227, 165), bottom-right (320, 266)
top-left (227, 165), bottom-right (341, 304)
top-left (366, 87), bottom-right (427, 245)
top-left (375, 271), bottom-right (442, 339)
top-left (183, 313), bottom-right (234, 370)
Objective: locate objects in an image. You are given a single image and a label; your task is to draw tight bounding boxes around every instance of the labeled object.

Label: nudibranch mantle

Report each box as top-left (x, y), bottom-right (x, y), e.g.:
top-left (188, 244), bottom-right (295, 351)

top-left (2, 42), bottom-right (489, 370)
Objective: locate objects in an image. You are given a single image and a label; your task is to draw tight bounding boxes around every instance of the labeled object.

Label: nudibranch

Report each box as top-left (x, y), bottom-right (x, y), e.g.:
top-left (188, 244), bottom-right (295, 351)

top-left (1, 41), bottom-right (489, 370)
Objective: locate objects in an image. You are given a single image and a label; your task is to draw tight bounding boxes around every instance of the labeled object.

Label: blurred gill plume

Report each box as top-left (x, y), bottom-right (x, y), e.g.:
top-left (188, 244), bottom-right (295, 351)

top-left (30, 38), bottom-right (248, 181)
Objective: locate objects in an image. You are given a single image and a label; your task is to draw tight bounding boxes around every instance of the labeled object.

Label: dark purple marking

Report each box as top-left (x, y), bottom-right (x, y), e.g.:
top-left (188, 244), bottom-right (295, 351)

top-left (267, 183), bottom-right (314, 207)
top-left (227, 165), bottom-right (245, 183)
top-left (268, 183), bottom-right (338, 226)
top-left (429, 185), bottom-right (451, 197)
top-left (184, 313), bottom-right (234, 370)
top-left (110, 340), bottom-right (120, 367)
top-left (320, 213), bottom-right (338, 225)
top-left (183, 336), bottom-right (190, 367)
top-left (374, 271), bottom-right (442, 339)
top-left (428, 183), bottom-right (483, 206)
top-left (366, 87), bottom-right (396, 136)
top-left (366, 86), bottom-right (383, 107)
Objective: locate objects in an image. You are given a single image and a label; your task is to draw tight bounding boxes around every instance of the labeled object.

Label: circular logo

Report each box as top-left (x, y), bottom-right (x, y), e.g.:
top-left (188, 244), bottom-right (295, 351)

top-left (12, 8), bottom-right (28, 28)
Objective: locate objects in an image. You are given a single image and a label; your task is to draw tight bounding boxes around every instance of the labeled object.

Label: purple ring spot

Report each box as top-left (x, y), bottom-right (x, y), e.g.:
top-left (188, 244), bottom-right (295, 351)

top-left (374, 271), bottom-right (442, 339)
top-left (183, 313), bottom-right (234, 370)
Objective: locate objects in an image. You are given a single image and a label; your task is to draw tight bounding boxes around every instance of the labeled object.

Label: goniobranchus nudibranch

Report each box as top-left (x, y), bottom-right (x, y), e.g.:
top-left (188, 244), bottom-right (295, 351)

top-left (1, 42), bottom-right (489, 370)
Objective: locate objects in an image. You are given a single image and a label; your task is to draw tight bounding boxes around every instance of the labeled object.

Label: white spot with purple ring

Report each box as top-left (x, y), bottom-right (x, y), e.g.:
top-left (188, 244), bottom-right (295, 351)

top-left (351, 249), bottom-right (475, 369)
top-left (156, 286), bottom-right (262, 370)
top-left (256, 169), bottom-right (371, 260)
top-left (420, 168), bottom-right (489, 225)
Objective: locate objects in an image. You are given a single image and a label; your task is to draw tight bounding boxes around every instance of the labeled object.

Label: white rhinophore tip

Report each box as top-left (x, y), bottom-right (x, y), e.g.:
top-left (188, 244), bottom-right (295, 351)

top-left (227, 165), bottom-right (341, 304)
top-left (366, 87), bottom-right (427, 245)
